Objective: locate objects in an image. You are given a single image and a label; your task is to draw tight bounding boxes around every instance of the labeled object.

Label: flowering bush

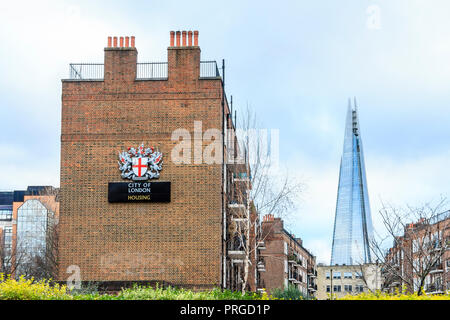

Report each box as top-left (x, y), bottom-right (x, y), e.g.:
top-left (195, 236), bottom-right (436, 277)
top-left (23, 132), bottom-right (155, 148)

top-left (0, 274), bottom-right (268, 300)
top-left (338, 289), bottom-right (450, 300)
top-left (0, 274), bottom-right (70, 300)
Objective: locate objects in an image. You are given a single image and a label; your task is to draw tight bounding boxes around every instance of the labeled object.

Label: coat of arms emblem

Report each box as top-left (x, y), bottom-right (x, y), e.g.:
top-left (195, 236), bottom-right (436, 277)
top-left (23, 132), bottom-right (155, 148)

top-left (118, 143), bottom-right (163, 180)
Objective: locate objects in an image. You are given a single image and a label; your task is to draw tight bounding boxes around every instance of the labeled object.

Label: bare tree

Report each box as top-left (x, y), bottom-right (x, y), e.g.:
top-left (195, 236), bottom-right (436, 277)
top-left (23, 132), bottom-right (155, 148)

top-left (370, 198), bottom-right (449, 295)
top-left (226, 106), bottom-right (303, 293)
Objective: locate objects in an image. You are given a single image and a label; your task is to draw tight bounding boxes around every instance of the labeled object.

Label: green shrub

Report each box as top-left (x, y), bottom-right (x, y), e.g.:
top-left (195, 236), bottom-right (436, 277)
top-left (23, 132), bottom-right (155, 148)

top-left (115, 284), bottom-right (261, 300)
top-left (271, 284), bottom-right (310, 300)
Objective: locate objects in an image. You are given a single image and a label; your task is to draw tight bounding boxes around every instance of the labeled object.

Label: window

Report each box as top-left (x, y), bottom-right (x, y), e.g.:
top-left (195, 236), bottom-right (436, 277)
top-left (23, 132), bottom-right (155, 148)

top-left (326, 285), bottom-right (331, 293)
top-left (333, 272), bottom-right (341, 279)
top-left (344, 272), bottom-right (352, 279)
top-left (284, 241), bottom-right (288, 255)
top-left (355, 272), bottom-right (362, 279)
top-left (355, 285), bottom-right (364, 293)
top-left (326, 272), bottom-right (330, 279)
top-left (333, 285), bottom-right (341, 292)
top-left (0, 208), bottom-right (12, 220)
top-left (344, 285), bottom-right (352, 292)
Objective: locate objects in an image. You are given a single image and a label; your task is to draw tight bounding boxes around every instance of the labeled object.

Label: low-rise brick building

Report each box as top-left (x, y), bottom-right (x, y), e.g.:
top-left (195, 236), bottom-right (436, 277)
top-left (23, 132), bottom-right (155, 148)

top-left (258, 214), bottom-right (316, 297)
top-left (383, 210), bottom-right (450, 294)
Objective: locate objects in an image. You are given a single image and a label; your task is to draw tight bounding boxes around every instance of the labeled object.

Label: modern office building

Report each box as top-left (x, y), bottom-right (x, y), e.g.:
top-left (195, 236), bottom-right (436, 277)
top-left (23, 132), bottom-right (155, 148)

top-left (58, 31), bottom-right (258, 291)
top-left (0, 192), bottom-right (13, 272)
top-left (258, 214), bottom-right (317, 297)
top-left (0, 186), bottom-right (59, 278)
top-left (331, 100), bottom-right (374, 265)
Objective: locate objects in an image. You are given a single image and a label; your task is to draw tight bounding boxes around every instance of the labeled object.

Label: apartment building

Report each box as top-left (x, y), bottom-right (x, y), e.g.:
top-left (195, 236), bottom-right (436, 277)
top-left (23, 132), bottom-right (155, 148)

top-left (383, 210), bottom-right (449, 294)
top-left (258, 214), bottom-right (316, 297)
top-left (58, 31), bottom-right (256, 291)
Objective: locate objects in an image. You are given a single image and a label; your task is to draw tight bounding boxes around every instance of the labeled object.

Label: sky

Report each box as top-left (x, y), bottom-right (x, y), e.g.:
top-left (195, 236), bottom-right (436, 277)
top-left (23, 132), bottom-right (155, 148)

top-left (1, 0), bottom-right (449, 264)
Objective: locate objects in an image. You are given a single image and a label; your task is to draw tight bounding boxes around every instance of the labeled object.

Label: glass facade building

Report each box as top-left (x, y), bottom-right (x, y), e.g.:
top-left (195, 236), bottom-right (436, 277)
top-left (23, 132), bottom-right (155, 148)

top-left (16, 199), bottom-right (55, 276)
top-left (331, 101), bottom-right (374, 265)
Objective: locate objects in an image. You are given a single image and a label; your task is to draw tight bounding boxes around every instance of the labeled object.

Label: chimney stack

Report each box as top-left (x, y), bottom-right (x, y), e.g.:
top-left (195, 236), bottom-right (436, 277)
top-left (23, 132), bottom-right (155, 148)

top-left (167, 30), bottom-right (201, 81)
top-left (104, 35), bottom-right (137, 83)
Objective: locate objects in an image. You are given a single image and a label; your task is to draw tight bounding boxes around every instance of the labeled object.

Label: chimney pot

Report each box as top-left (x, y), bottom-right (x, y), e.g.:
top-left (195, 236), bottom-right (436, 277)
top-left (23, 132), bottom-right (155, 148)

top-left (188, 31), bottom-right (193, 46)
top-left (182, 31), bottom-right (187, 46)
top-left (113, 36), bottom-right (118, 47)
top-left (119, 37), bottom-right (124, 47)
top-left (176, 31), bottom-right (181, 46)
top-left (193, 30), bottom-right (199, 46)
top-left (125, 36), bottom-right (129, 47)
top-left (131, 36), bottom-right (135, 47)
top-left (170, 31), bottom-right (175, 47)
top-left (107, 36), bottom-right (112, 47)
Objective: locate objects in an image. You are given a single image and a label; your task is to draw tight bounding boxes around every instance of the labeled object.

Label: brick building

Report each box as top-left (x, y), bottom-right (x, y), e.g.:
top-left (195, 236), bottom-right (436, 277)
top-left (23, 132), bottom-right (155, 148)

top-left (58, 31), bottom-right (256, 290)
top-left (258, 214), bottom-right (317, 297)
top-left (383, 210), bottom-right (450, 294)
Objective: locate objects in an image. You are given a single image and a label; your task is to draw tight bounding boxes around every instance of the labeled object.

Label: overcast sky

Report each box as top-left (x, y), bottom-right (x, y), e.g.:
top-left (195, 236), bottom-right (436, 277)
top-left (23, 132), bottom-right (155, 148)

top-left (1, 0), bottom-right (449, 263)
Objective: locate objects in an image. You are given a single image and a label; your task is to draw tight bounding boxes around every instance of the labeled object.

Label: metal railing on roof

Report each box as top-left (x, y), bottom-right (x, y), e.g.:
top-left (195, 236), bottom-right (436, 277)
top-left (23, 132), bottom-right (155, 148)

top-left (199, 61), bottom-right (221, 78)
top-left (136, 62), bottom-right (168, 79)
top-left (67, 61), bottom-right (222, 80)
top-left (69, 63), bottom-right (104, 80)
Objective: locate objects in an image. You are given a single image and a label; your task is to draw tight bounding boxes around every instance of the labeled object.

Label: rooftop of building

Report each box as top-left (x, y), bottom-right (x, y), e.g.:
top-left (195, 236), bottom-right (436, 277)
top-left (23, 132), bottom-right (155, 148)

top-left (64, 32), bottom-right (223, 81)
top-left (0, 186), bottom-right (59, 205)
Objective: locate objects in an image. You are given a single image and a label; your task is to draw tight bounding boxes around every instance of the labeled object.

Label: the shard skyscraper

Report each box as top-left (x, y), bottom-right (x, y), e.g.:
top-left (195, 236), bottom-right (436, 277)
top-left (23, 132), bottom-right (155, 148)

top-left (330, 99), bottom-right (374, 265)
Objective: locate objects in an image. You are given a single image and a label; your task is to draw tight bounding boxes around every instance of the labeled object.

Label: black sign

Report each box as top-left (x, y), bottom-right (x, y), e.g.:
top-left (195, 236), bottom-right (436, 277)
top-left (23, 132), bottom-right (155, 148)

top-left (108, 182), bottom-right (171, 203)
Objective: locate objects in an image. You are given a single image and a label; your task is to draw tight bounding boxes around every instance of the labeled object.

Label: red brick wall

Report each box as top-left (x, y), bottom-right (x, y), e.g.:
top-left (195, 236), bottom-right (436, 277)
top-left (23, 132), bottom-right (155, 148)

top-left (58, 40), bottom-right (225, 287)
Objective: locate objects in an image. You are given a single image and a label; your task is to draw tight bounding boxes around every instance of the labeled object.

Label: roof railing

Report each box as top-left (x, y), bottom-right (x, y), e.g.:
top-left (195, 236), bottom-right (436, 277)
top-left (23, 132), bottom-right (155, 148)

top-left (67, 61), bottom-right (222, 80)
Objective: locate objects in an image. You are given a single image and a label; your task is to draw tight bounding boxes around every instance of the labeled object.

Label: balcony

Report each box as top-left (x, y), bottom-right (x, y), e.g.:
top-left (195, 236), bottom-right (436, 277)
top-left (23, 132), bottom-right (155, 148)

top-left (228, 202), bottom-right (246, 210)
top-left (257, 261), bottom-right (266, 272)
top-left (425, 283), bottom-right (444, 294)
top-left (228, 251), bottom-right (246, 260)
top-left (67, 61), bottom-right (221, 80)
top-left (288, 255), bottom-right (297, 264)
top-left (228, 236), bottom-right (246, 260)
top-left (308, 268), bottom-right (317, 277)
top-left (429, 263), bottom-right (444, 274)
top-left (232, 172), bottom-right (251, 183)
top-left (308, 284), bottom-right (317, 292)
top-left (257, 241), bottom-right (266, 250)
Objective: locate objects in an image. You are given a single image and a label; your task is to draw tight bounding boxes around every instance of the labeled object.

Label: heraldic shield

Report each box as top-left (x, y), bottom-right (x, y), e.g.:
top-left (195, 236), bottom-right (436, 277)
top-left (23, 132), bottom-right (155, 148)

top-left (132, 157), bottom-right (148, 177)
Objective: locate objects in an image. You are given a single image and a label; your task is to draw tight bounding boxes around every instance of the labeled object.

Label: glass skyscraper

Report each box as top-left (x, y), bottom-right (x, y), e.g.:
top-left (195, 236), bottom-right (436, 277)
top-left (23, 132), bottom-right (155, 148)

top-left (331, 100), bottom-right (374, 265)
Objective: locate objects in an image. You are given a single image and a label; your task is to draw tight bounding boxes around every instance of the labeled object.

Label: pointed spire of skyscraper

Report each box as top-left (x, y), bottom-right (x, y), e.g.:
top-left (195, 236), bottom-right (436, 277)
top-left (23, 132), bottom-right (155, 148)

top-left (330, 100), bottom-right (374, 265)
